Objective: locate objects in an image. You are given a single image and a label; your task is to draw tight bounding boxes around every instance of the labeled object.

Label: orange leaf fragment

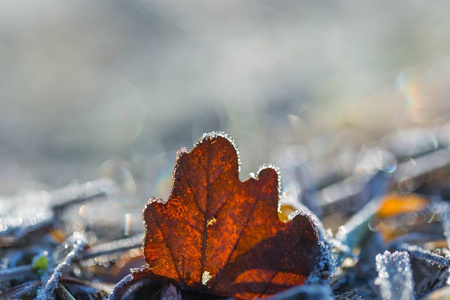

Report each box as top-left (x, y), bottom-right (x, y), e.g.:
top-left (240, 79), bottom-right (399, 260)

top-left (377, 193), bottom-right (428, 219)
top-left (142, 132), bottom-right (326, 299)
top-left (278, 204), bottom-right (297, 223)
top-left (374, 193), bottom-right (430, 242)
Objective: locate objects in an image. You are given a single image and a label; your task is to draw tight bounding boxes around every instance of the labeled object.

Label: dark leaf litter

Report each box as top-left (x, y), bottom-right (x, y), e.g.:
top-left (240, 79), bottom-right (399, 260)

top-left (0, 127), bottom-right (449, 299)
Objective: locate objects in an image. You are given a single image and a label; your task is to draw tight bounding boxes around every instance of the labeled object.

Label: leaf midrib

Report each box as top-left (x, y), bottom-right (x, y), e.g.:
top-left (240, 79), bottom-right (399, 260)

top-left (200, 141), bottom-right (212, 286)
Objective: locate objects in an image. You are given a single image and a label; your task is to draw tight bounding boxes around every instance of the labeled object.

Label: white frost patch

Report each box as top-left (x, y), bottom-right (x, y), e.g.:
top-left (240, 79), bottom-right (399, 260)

top-left (375, 251), bottom-right (414, 300)
top-left (202, 271), bottom-right (212, 285)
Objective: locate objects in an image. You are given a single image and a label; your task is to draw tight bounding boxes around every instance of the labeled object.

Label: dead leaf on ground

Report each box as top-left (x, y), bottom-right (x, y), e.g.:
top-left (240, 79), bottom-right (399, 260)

top-left (138, 132), bottom-right (328, 299)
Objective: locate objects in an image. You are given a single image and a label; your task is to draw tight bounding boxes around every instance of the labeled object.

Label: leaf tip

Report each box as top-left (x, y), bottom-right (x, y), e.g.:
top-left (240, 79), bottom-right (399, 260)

top-left (148, 197), bottom-right (164, 204)
top-left (197, 131), bottom-right (242, 173)
top-left (142, 197), bottom-right (164, 216)
top-left (256, 163), bottom-right (282, 200)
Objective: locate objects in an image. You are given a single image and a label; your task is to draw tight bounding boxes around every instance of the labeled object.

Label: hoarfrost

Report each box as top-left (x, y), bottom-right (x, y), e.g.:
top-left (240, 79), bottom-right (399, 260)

top-left (36, 232), bottom-right (87, 300)
top-left (396, 243), bottom-right (449, 268)
top-left (442, 207), bottom-right (450, 247)
top-left (374, 251), bottom-right (415, 300)
top-left (0, 179), bottom-right (117, 244)
top-left (289, 202), bottom-right (336, 278)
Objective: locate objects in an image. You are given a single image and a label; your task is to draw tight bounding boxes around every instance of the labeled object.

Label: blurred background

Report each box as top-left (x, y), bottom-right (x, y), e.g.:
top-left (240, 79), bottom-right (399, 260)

top-left (1, 0), bottom-right (450, 202)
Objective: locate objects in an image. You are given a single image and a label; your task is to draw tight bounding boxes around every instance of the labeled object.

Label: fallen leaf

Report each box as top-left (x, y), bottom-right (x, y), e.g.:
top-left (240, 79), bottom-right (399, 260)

top-left (375, 193), bottom-right (431, 242)
top-left (142, 132), bottom-right (326, 299)
top-left (376, 193), bottom-right (429, 218)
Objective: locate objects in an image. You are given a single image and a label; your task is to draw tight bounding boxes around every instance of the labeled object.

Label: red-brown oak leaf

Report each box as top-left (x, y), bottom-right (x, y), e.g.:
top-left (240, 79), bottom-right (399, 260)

top-left (143, 132), bottom-right (325, 299)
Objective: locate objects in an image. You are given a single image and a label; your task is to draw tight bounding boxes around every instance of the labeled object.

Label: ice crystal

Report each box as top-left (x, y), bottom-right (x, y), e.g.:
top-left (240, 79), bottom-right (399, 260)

top-left (375, 251), bottom-right (415, 300)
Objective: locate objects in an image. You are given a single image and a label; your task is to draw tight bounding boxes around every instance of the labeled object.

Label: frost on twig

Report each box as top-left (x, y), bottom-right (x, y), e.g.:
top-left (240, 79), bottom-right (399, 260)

top-left (37, 232), bottom-right (87, 300)
top-left (0, 179), bottom-right (117, 246)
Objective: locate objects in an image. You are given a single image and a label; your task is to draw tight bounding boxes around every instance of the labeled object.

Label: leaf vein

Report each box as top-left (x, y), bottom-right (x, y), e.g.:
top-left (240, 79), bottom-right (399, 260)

top-left (259, 234), bottom-right (305, 297)
top-left (210, 194), bottom-right (262, 288)
top-left (149, 206), bottom-right (183, 282)
top-left (182, 166), bottom-right (206, 215)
